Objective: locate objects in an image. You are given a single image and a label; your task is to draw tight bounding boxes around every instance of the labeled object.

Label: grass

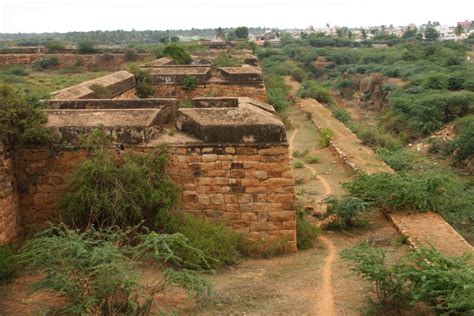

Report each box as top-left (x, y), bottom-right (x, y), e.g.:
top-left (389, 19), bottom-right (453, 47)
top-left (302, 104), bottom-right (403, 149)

top-left (293, 160), bottom-right (305, 168)
top-left (306, 154), bottom-right (320, 164)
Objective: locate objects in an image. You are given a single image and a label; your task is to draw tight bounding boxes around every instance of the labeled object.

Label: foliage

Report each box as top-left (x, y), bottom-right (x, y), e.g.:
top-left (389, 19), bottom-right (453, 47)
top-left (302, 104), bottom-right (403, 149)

top-left (89, 84), bottom-right (112, 99)
top-left (183, 76), bottom-right (198, 91)
top-left (60, 129), bottom-right (178, 228)
top-left (342, 243), bottom-right (474, 315)
top-left (292, 149), bottom-right (308, 158)
top-left (318, 127), bottom-right (334, 147)
top-left (212, 53), bottom-right (241, 67)
top-left (44, 40), bottom-right (65, 52)
top-left (3, 65), bottom-right (29, 76)
top-left (450, 115), bottom-right (474, 161)
top-left (234, 26), bottom-right (249, 39)
top-left (293, 160), bottom-right (304, 168)
top-left (331, 106), bottom-right (351, 124)
top-left (296, 210), bottom-right (319, 250)
top-left (124, 49), bottom-right (138, 61)
top-left (157, 211), bottom-right (246, 268)
top-left (265, 74), bottom-right (292, 112)
top-left (163, 44), bottom-right (192, 65)
top-left (32, 56), bottom-right (59, 70)
top-left (0, 244), bottom-right (15, 284)
top-left (352, 124), bottom-right (403, 150)
top-left (297, 80), bottom-right (334, 104)
top-left (424, 28), bottom-right (440, 42)
top-left (341, 243), bottom-right (412, 314)
top-left (323, 196), bottom-right (372, 229)
top-left (17, 224), bottom-right (211, 315)
top-left (77, 40), bottom-right (98, 54)
top-left (376, 148), bottom-right (424, 171)
top-left (130, 66), bottom-right (155, 98)
top-left (306, 154), bottom-right (320, 164)
top-left (0, 84), bottom-right (55, 145)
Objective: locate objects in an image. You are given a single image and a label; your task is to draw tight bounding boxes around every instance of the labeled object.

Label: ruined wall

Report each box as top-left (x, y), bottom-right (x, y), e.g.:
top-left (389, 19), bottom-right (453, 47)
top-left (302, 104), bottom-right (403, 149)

top-left (153, 83), bottom-right (267, 102)
top-left (13, 143), bottom-right (296, 250)
top-left (0, 53), bottom-right (151, 70)
top-left (0, 143), bottom-right (20, 243)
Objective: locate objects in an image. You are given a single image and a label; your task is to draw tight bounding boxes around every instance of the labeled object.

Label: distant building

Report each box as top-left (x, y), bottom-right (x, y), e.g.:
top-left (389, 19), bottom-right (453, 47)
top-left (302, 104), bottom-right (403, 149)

top-left (457, 20), bottom-right (472, 29)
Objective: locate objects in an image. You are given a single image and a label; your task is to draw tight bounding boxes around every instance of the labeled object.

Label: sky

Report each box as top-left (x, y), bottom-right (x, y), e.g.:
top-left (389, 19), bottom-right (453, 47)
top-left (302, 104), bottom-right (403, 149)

top-left (0, 0), bottom-right (472, 33)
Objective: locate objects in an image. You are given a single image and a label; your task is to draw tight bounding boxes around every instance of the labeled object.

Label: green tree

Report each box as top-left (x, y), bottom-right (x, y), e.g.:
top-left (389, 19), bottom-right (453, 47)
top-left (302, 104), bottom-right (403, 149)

top-left (455, 25), bottom-right (463, 36)
top-left (215, 27), bottom-right (225, 40)
top-left (234, 26), bottom-right (249, 39)
top-left (77, 40), bottom-right (97, 54)
top-left (163, 44), bottom-right (192, 64)
top-left (424, 27), bottom-right (440, 41)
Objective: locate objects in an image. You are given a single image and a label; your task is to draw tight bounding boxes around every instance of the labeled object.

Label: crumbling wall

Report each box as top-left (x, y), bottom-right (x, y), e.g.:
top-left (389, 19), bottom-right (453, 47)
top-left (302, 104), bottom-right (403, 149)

top-left (13, 144), bottom-right (296, 250)
top-left (0, 142), bottom-right (21, 243)
top-left (153, 83), bottom-right (267, 102)
top-left (0, 53), bottom-right (151, 70)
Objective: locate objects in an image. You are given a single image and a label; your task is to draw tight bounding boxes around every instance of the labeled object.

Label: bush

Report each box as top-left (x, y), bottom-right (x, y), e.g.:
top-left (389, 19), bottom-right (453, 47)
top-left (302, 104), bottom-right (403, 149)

top-left (296, 210), bottom-right (319, 250)
top-left (163, 44), bottom-right (192, 65)
top-left (32, 56), bottom-right (59, 70)
top-left (293, 160), bottom-right (304, 168)
top-left (342, 244), bottom-right (474, 315)
top-left (0, 244), bottom-right (15, 284)
top-left (89, 84), bottom-right (112, 99)
top-left (292, 149), bottom-right (308, 158)
top-left (183, 76), bottom-right (198, 91)
top-left (3, 65), bottom-right (28, 76)
top-left (450, 115), bottom-right (474, 161)
top-left (306, 154), bottom-right (320, 164)
top-left (297, 80), bottom-right (334, 104)
top-left (45, 40), bottom-right (65, 52)
top-left (323, 196), bottom-right (372, 229)
top-left (60, 130), bottom-right (178, 228)
top-left (17, 224), bottom-right (211, 315)
top-left (124, 49), bottom-right (138, 61)
top-left (318, 127), bottom-right (334, 147)
top-left (0, 84), bottom-right (55, 145)
top-left (77, 40), bottom-right (98, 54)
top-left (354, 124), bottom-right (402, 151)
top-left (130, 67), bottom-right (155, 98)
top-left (212, 53), bottom-right (241, 67)
top-left (158, 211), bottom-right (246, 268)
top-left (376, 148), bottom-right (425, 171)
top-left (331, 106), bottom-right (351, 124)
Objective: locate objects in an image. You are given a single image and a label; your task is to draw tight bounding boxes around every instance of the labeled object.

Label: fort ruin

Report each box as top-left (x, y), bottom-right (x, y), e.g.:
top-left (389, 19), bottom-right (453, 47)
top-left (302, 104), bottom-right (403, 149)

top-left (0, 48), bottom-right (297, 251)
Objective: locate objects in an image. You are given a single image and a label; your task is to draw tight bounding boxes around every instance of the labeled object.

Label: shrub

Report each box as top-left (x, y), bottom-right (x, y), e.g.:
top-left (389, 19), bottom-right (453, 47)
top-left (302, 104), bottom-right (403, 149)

top-left (0, 244), bottom-right (15, 284)
top-left (60, 130), bottom-right (178, 228)
top-left (306, 154), bottom-right (320, 164)
top-left (323, 196), bottom-right (372, 229)
top-left (318, 127), bottom-right (334, 147)
top-left (296, 210), bottom-right (319, 250)
top-left (17, 224), bottom-right (211, 315)
top-left (341, 243), bottom-right (413, 314)
top-left (355, 125), bottom-right (402, 151)
top-left (124, 49), bottom-right (138, 61)
top-left (297, 80), bottom-right (334, 104)
top-left (89, 84), bottom-right (112, 99)
top-left (212, 53), bottom-right (241, 67)
top-left (292, 149), bottom-right (308, 158)
top-left (3, 65), bottom-right (28, 76)
top-left (130, 67), bottom-right (155, 98)
top-left (163, 44), bottom-right (192, 65)
top-left (158, 211), bottom-right (246, 268)
top-left (32, 56), bottom-right (59, 70)
top-left (183, 76), bottom-right (198, 91)
top-left (293, 160), bottom-right (304, 168)
top-left (77, 40), bottom-right (98, 54)
top-left (45, 40), bottom-right (65, 52)
top-left (331, 106), bottom-right (351, 124)
top-left (0, 84), bottom-right (55, 145)
top-left (450, 115), bottom-right (474, 161)
top-left (376, 148), bottom-right (423, 171)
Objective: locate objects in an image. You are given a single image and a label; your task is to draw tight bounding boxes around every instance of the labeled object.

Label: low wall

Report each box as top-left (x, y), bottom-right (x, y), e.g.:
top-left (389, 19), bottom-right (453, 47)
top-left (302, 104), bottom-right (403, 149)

top-left (153, 83), bottom-right (267, 102)
top-left (0, 143), bottom-right (20, 243)
top-left (0, 53), bottom-right (151, 70)
top-left (12, 143), bottom-right (296, 250)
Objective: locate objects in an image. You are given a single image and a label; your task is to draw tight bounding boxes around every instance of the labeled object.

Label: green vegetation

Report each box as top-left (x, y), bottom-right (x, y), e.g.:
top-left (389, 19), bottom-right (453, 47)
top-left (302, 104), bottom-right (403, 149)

top-left (449, 115), bottom-right (474, 161)
top-left (77, 40), bottom-right (98, 54)
top-left (32, 56), bottom-right (59, 70)
top-left (293, 160), bottom-right (304, 168)
top-left (0, 84), bottom-right (55, 146)
top-left (296, 210), bottom-right (319, 250)
top-left (60, 130), bottom-right (177, 228)
top-left (323, 196), bottom-right (372, 230)
top-left (183, 76), bottom-right (198, 91)
top-left (306, 154), bottom-right (320, 164)
top-left (89, 83), bottom-right (112, 99)
top-left (233, 26), bottom-right (249, 39)
top-left (0, 244), bottom-right (15, 284)
top-left (318, 127), bottom-right (334, 147)
top-left (3, 65), bottom-right (29, 76)
top-left (297, 80), bottom-right (334, 104)
top-left (17, 224), bottom-right (211, 315)
top-left (292, 149), bottom-right (308, 158)
top-left (212, 52), bottom-right (241, 67)
top-left (130, 66), bottom-right (155, 98)
top-left (342, 243), bottom-right (474, 315)
top-left (163, 44), bottom-right (192, 65)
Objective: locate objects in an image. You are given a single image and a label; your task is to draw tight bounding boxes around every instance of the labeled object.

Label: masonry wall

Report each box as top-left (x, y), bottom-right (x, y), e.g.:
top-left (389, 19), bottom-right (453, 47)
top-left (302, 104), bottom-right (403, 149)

top-left (0, 143), bottom-right (20, 243)
top-left (12, 144), bottom-right (296, 250)
top-left (0, 53), bottom-right (151, 70)
top-left (153, 83), bottom-right (268, 102)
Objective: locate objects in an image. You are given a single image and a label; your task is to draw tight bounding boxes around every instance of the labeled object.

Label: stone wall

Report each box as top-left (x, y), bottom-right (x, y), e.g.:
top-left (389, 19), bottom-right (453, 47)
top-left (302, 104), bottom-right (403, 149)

top-left (152, 83), bottom-right (267, 102)
top-left (0, 53), bottom-right (151, 70)
top-left (13, 143), bottom-right (296, 250)
top-left (0, 143), bottom-right (20, 243)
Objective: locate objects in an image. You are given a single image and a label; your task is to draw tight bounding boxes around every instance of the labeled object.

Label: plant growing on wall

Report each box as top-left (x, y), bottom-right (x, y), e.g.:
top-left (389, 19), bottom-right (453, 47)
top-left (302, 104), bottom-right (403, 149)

top-left (183, 76), bottom-right (198, 91)
top-left (130, 66), bottom-right (154, 98)
top-left (163, 44), bottom-right (192, 65)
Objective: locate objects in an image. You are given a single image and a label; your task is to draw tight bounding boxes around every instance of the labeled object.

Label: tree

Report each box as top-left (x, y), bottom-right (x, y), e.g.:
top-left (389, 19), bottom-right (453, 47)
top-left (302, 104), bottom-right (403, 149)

top-left (215, 27), bottom-right (225, 40)
top-left (361, 28), bottom-right (367, 40)
top-left (424, 27), bottom-right (440, 42)
top-left (455, 25), bottom-right (463, 36)
top-left (77, 40), bottom-right (97, 54)
top-left (234, 26), bottom-right (249, 39)
top-left (402, 28), bottom-right (418, 39)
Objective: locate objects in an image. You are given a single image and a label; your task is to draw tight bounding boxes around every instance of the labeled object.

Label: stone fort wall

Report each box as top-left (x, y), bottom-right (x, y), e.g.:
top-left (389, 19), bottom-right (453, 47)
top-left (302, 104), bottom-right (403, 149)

top-left (12, 143), bottom-right (296, 250)
top-left (0, 142), bottom-right (20, 243)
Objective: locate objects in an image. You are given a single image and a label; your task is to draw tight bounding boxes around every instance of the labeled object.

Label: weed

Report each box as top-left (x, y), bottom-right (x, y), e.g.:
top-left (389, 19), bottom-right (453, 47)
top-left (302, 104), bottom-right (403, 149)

top-left (89, 84), bottom-right (112, 99)
top-left (183, 76), bottom-right (198, 91)
top-left (293, 160), bottom-right (305, 168)
top-left (306, 154), bottom-right (320, 164)
top-left (0, 244), bottom-right (15, 284)
top-left (296, 210), bottom-right (319, 250)
top-left (318, 127), bottom-right (334, 147)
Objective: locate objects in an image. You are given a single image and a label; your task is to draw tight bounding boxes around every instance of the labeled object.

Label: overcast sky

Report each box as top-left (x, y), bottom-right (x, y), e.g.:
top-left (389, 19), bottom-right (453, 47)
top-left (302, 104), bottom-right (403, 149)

top-left (1, 0), bottom-right (472, 33)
